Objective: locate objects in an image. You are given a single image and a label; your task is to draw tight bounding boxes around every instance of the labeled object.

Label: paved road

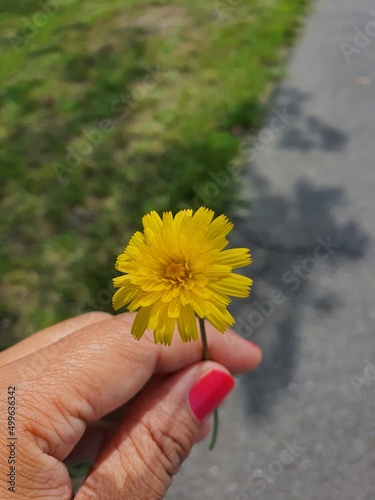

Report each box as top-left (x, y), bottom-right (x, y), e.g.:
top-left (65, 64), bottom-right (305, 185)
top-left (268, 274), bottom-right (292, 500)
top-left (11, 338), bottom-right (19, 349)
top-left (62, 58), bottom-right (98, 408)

top-left (167, 1), bottom-right (375, 499)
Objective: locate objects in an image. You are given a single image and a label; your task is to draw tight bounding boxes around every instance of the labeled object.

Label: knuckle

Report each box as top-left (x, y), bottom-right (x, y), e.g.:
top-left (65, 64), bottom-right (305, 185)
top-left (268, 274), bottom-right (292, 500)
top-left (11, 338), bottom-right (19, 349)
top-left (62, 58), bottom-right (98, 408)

top-left (138, 412), bottom-right (195, 477)
top-left (81, 311), bottom-right (112, 322)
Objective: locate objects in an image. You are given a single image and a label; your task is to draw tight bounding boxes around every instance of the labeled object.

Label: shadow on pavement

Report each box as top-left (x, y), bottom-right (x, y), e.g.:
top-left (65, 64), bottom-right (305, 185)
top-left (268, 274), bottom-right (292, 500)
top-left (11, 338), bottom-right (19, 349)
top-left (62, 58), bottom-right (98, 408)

top-left (229, 85), bottom-right (370, 416)
top-left (267, 86), bottom-right (348, 152)
top-left (232, 176), bottom-right (370, 417)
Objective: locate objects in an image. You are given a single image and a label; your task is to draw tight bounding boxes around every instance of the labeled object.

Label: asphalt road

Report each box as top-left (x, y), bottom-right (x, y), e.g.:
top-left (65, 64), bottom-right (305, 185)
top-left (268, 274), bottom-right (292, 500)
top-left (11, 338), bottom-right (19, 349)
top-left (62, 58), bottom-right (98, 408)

top-left (167, 1), bottom-right (375, 499)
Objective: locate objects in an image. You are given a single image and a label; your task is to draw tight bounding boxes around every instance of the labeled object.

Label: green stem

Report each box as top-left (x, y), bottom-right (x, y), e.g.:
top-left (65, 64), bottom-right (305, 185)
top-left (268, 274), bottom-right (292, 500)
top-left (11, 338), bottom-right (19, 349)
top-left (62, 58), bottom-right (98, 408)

top-left (209, 407), bottom-right (219, 451)
top-left (199, 317), bottom-right (210, 361)
top-left (198, 317), bottom-right (219, 451)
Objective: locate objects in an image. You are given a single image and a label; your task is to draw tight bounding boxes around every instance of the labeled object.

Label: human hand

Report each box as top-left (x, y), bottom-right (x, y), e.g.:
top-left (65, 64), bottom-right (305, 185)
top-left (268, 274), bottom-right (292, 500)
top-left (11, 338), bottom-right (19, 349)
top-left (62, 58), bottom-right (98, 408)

top-left (0, 312), bottom-right (261, 499)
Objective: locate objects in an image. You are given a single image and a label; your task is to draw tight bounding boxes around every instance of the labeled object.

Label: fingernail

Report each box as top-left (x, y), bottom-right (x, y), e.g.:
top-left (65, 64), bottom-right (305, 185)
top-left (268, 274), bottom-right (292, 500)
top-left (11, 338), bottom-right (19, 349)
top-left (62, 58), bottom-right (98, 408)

top-left (188, 369), bottom-right (235, 421)
top-left (246, 340), bottom-right (261, 351)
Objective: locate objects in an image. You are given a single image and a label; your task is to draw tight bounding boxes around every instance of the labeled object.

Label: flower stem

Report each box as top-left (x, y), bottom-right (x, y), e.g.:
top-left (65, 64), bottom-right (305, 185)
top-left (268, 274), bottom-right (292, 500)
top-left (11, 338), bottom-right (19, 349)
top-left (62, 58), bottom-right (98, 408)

top-left (198, 317), bottom-right (219, 451)
top-left (199, 317), bottom-right (210, 362)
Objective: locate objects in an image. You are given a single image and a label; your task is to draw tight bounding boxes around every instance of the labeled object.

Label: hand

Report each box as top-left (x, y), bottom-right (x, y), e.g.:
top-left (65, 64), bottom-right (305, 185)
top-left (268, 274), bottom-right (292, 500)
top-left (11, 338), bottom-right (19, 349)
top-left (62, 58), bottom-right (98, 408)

top-left (0, 312), bottom-right (261, 499)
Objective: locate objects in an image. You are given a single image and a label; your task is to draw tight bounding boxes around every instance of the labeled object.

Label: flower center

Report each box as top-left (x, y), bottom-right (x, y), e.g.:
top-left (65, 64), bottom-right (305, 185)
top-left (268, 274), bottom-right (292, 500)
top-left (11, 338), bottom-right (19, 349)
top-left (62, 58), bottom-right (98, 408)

top-left (164, 261), bottom-right (191, 284)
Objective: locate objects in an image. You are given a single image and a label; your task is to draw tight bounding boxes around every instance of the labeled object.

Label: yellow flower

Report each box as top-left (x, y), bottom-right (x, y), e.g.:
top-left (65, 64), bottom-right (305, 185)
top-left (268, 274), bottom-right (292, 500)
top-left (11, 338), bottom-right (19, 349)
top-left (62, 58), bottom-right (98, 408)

top-left (112, 207), bottom-right (252, 345)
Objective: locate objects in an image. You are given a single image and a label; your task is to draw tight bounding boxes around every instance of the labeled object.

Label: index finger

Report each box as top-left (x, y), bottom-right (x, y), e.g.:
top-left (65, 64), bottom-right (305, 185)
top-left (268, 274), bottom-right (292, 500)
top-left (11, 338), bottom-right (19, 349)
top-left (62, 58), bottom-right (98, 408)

top-left (0, 312), bottom-right (111, 366)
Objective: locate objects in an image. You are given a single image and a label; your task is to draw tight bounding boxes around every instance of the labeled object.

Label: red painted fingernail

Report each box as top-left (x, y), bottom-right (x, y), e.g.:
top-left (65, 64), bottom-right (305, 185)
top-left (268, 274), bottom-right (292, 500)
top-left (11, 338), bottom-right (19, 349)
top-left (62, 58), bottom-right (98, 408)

top-left (188, 369), bottom-right (235, 421)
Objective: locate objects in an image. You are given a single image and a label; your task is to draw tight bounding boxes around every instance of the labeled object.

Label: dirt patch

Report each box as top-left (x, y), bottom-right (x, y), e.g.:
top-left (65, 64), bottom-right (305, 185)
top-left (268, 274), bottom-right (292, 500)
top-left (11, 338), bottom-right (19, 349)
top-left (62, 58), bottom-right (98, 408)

top-left (116, 5), bottom-right (191, 33)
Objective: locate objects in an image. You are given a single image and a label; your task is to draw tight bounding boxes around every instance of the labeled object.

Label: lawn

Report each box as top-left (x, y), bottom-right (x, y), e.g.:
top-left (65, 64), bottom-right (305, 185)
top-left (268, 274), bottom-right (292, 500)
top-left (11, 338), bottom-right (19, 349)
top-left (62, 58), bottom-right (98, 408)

top-left (0, 0), bottom-right (310, 348)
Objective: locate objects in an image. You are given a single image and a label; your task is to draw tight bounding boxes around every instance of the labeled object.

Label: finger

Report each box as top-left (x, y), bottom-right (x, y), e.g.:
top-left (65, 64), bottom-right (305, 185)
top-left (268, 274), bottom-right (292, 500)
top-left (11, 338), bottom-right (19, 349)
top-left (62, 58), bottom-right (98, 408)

top-left (9, 313), bottom-right (261, 461)
top-left (101, 373), bottom-right (167, 424)
top-left (0, 312), bottom-right (111, 366)
top-left (66, 397), bottom-right (210, 464)
top-left (65, 420), bottom-right (117, 465)
top-left (66, 385), bottom-right (210, 464)
top-left (76, 362), bottom-right (234, 500)
top-left (194, 419), bottom-right (211, 443)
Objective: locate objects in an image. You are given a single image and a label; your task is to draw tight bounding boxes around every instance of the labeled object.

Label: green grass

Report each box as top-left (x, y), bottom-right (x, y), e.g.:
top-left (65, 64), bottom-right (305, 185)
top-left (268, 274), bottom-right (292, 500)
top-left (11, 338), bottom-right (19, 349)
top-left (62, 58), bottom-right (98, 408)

top-left (0, 0), bottom-right (310, 348)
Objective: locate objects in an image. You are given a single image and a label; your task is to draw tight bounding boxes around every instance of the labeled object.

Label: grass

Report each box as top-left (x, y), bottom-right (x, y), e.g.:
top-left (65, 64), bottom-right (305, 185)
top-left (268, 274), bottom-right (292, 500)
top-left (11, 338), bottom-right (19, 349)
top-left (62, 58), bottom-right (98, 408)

top-left (0, 0), bottom-right (310, 348)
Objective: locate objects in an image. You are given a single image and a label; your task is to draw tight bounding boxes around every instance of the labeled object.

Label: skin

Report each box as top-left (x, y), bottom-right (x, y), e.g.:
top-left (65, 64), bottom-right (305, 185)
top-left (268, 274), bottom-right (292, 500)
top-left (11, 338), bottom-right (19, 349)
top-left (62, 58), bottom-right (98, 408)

top-left (0, 312), bottom-right (261, 499)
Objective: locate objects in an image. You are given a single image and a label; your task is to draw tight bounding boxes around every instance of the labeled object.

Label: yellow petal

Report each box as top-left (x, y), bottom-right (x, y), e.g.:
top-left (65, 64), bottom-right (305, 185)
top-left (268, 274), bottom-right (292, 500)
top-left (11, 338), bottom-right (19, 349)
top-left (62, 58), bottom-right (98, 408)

top-left (192, 284), bottom-right (211, 299)
top-left (168, 298), bottom-right (181, 318)
top-left (161, 286), bottom-right (176, 303)
top-left (207, 214), bottom-right (233, 239)
top-left (131, 306), bottom-right (152, 340)
top-left (123, 232), bottom-right (145, 259)
top-left (214, 248), bottom-right (252, 269)
top-left (144, 227), bottom-right (156, 246)
top-left (172, 209), bottom-right (193, 235)
top-left (211, 274), bottom-right (253, 297)
top-left (204, 264), bottom-right (231, 279)
top-left (148, 302), bottom-right (166, 330)
top-left (202, 289), bottom-right (231, 308)
top-left (115, 254), bottom-right (131, 272)
top-left (205, 303), bottom-right (235, 333)
top-left (113, 274), bottom-right (131, 288)
top-left (177, 304), bottom-right (198, 342)
top-left (128, 291), bottom-right (164, 311)
top-left (192, 207), bottom-right (215, 228)
top-left (112, 286), bottom-right (138, 310)
top-left (190, 296), bottom-right (209, 318)
top-left (162, 211), bottom-right (173, 229)
top-left (179, 286), bottom-right (191, 306)
top-left (142, 211), bottom-right (163, 234)
top-left (154, 315), bottom-right (176, 345)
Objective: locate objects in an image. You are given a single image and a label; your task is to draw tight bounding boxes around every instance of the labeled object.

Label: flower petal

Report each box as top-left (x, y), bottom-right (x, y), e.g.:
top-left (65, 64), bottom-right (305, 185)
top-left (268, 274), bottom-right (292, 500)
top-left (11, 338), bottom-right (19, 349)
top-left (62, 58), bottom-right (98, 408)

top-left (192, 207), bottom-right (215, 228)
top-left (204, 264), bottom-right (231, 279)
top-left (112, 286), bottom-right (138, 310)
top-left (113, 274), bottom-right (131, 288)
top-left (211, 274), bottom-right (253, 297)
top-left (179, 286), bottom-right (191, 305)
top-left (168, 297), bottom-right (181, 318)
top-left (205, 303), bottom-right (235, 333)
top-left (131, 305), bottom-right (152, 340)
top-left (142, 211), bottom-right (163, 234)
top-left (128, 291), bottom-right (164, 311)
top-left (214, 248), bottom-right (252, 269)
top-left (177, 304), bottom-right (198, 342)
top-left (154, 315), bottom-right (176, 345)
top-left (190, 296), bottom-right (209, 318)
top-left (148, 302), bottom-right (165, 331)
top-left (207, 214), bottom-right (233, 239)
top-left (162, 211), bottom-right (173, 229)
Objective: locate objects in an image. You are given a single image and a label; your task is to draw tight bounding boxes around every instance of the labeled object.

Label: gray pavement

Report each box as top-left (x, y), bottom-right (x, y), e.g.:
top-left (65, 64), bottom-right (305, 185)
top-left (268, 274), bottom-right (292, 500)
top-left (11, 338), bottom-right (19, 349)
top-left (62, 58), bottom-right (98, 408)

top-left (167, 1), bottom-right (375, 499)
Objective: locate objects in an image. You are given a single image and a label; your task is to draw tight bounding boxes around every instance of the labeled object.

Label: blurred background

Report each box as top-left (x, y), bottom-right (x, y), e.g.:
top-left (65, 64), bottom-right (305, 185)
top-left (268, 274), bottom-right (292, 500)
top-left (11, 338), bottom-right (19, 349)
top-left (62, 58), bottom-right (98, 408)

top-left (0, 0), bottom-right (307, 347)
top-left (2, 0), bottom-right (375, 498)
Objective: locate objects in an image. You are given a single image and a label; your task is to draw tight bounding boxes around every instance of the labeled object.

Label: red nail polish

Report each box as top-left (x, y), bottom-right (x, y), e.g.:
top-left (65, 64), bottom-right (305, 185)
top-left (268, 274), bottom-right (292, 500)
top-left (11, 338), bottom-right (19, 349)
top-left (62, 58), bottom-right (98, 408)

top-left (188, 369), bottom-right (235, 421)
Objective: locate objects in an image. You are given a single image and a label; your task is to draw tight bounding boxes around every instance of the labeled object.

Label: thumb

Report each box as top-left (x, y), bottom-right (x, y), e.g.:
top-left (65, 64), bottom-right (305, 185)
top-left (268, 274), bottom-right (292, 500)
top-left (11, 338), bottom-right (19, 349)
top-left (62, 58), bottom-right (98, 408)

top-left (76, 362), bottom-right (235, 500)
